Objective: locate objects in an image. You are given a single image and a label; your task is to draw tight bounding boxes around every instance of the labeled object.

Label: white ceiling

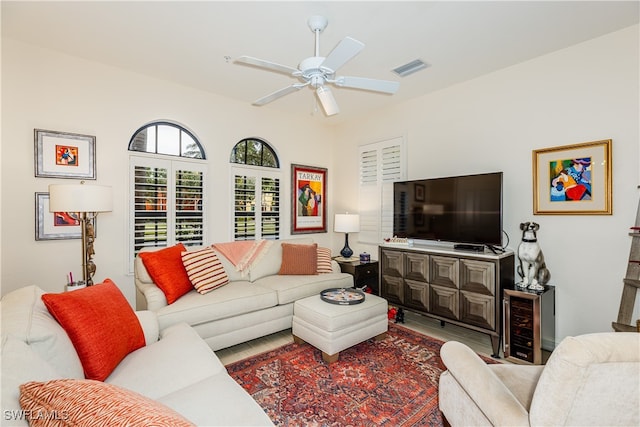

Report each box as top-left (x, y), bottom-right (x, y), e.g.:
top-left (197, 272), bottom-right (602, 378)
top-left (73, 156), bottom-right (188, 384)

top-left (2, 1), bottom-right (638, 124)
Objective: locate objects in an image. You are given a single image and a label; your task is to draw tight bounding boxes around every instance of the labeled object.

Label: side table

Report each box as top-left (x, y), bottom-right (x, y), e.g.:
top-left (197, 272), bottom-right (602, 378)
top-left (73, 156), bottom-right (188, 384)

top-left (336, 259), bottom-right (379, 294)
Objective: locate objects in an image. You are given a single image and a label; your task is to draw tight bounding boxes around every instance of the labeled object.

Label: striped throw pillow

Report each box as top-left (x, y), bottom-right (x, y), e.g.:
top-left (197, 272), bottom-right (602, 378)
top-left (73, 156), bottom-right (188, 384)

top-left (20, 379), bottom-right (194, 426)
top-left (317, 247), bottom-right (333, 274)
top-left (181, 247), bottom-right (229, 294)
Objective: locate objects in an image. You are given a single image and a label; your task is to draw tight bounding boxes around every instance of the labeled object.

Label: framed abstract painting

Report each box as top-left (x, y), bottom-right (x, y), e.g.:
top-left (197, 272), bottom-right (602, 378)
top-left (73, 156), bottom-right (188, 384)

top-left (533, 139), bottom-right (612, 215)
top-left (34, 129), bottom-right (96, 179)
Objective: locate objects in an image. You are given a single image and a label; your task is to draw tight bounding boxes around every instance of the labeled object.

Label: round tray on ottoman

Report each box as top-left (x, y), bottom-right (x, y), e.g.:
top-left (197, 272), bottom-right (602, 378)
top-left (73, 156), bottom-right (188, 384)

top-left (320, 288), bottom-right (365, 305)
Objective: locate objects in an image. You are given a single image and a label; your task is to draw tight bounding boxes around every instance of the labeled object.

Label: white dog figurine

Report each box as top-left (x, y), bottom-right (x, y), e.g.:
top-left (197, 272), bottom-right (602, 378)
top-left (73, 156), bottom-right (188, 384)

top-left (517, 222), bottom-right (550, 291)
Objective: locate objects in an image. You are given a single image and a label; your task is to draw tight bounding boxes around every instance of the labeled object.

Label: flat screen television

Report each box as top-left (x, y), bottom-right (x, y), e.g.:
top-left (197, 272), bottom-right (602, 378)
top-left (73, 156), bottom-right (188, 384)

top-left (393, 172), bottom-right (503, 247)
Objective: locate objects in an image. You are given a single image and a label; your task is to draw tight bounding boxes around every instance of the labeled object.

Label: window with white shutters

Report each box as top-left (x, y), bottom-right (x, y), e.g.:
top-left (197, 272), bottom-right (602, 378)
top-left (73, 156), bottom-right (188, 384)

top-left (358, 137), bottom-right (406, 244)
top-left (231, 138), bottom-right (281, 241)
top-left (128, 122), bottom-right (206, 272)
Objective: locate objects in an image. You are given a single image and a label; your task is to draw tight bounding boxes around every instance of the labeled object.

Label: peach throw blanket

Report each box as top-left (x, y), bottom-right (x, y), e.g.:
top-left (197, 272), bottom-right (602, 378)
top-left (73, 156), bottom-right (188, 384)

top-left (212, 240), bottom-right (273, 274)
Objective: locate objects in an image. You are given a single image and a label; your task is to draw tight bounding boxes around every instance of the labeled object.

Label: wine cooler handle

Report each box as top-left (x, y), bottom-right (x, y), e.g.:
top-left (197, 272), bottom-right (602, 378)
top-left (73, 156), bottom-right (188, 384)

top-left (503, 298), bottom-right (509, 354)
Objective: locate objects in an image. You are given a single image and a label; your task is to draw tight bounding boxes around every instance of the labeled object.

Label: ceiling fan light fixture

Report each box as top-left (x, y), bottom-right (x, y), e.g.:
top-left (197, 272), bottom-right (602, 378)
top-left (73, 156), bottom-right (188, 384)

top-left (316, 86), bottom-right (340, 116)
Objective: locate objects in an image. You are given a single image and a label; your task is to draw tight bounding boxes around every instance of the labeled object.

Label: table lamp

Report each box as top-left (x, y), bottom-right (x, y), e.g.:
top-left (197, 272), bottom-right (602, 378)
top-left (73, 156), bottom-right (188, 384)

top-left (49, 182), bottom-right (113, 286)
top-left (334, 213), bottom-right (360, 258)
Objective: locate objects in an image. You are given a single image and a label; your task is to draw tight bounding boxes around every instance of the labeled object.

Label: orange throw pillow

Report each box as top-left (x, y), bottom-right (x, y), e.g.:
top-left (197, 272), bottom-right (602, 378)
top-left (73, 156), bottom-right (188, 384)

top-left (41, 279), bottom-right (145, 381)
top-left (20, 379), bottom-right (194, 426)
top-left (139, 243), bottom-right (192, 304)
top-left (279, 243), bottom-right (318, 275)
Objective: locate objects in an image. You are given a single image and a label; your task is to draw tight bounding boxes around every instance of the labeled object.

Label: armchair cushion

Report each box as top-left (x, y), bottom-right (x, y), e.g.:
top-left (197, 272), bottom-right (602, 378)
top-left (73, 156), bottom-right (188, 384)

top-left (439, 341), bottom-right (530, 427)
top-left (529, 332), bottom-right (640, 426)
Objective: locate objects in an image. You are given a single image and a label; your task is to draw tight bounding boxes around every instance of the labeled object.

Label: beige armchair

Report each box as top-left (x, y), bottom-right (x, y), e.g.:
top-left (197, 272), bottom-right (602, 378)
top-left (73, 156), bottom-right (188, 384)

top-left (439, 332), bottom-right (640, 426)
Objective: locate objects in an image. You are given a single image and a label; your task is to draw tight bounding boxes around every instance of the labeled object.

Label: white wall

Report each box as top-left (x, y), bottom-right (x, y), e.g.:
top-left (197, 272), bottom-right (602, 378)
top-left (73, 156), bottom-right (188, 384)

top-left (333, 25), bottom-right (640, 342)
top-left (2, 25), bottom-right (638, 343)
top-left (0, 38), bottom-right (338, 304)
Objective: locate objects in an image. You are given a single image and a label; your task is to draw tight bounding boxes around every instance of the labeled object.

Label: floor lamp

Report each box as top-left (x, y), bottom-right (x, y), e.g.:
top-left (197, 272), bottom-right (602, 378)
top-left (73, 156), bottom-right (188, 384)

top-left (49, 183), bottom-right (113, 286)
top-left (334, 213), bottom-right (360, 259)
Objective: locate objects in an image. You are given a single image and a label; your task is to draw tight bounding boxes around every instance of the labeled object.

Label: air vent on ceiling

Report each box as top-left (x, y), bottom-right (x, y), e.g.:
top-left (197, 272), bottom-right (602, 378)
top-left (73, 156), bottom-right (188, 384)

top-left (392, 59), bottom-right (429, 77)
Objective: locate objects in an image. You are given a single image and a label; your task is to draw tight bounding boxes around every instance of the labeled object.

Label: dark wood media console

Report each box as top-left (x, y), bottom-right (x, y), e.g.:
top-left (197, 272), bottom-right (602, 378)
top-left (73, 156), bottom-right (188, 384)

top-left (379, 243), bottom-right (514, 357)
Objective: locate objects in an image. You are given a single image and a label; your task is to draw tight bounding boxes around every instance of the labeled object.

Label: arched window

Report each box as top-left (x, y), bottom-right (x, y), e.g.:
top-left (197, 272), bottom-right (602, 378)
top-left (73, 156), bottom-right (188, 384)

top-left (231, 138), bottom-right (280, 241)
top-left (129, 122), bottom-right (205, 159)
top-left (230, 138), bottom-right (278, 167)
top-left (128, 121), bottom-right (207, 271)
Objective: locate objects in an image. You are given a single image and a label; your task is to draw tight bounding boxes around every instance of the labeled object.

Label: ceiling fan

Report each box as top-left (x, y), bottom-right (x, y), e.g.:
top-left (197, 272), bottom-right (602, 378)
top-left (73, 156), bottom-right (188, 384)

top-left (234, 15), bottom-right (400, 116)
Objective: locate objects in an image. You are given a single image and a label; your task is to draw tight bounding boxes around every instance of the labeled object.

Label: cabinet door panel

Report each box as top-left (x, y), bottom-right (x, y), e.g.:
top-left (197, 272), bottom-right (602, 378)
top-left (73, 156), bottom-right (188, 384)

top-left (430, 256), bottom-right (459, 288)
top-left (381, 250), bottom-right (403, 277)
top-left (430, 285), bottom-right (459, 319)
top-left (405, 253), bottom-right (428, 283)
top-left (381, 276), bottom-right (403, 305)
top-left (460, 259), bottom-right (495, 295)
top-left (404, 279), bottom-right (428, 311)
top-left (460, 291), bottom-right (495, 330)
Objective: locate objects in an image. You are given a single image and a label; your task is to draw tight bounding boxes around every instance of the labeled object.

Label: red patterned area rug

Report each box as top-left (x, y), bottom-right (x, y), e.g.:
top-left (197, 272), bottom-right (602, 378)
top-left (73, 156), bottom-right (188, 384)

top-left (226, 322), bottom-right (497, 426)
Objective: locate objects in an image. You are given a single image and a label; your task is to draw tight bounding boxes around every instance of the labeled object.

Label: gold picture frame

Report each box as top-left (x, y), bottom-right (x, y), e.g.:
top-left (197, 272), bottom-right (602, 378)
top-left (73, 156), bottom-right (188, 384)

top-left (533, 139), bottom-right (612, 215)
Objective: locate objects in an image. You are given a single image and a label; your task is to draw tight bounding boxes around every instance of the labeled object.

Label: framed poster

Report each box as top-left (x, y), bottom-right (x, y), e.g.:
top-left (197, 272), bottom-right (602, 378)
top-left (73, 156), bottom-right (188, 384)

top-left (34, 129), bottom-right (96, 179)
top-left (533, 139), bottom-right (612, 215)
top-left (291, 164), bottom-right (327, 234)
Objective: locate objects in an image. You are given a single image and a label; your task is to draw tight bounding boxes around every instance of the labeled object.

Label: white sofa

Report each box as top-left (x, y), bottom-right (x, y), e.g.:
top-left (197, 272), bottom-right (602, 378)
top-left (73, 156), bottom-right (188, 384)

top-left (1, 285), bottom-right (274, 426)
top-left (135, 238), bottom-right (354, 350)
top-left (439, 332), bottom-right (640, 426)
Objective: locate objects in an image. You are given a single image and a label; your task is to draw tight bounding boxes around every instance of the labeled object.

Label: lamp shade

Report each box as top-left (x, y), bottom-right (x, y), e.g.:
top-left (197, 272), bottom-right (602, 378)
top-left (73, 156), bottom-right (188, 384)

top-left (49, 184), bottom-right (113, 213)
top-left (334, 214), bottom-right (360, 233)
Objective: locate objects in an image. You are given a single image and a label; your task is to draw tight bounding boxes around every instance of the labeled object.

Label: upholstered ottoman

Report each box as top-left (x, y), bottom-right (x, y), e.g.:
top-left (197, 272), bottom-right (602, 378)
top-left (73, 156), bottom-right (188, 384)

top-left (292, 292), bottom-right (388, 363)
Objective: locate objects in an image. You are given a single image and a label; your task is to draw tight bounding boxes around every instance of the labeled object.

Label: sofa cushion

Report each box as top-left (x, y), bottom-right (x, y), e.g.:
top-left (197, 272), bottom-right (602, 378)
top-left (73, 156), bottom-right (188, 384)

top-left (139, 243), bottom-right (192, 304)
top-left (41, 279), bottom-right (145, 381)
top-left (279, 243), bottom-right (318, 275)
top-left (210, 247), bottom-right (244, 282)
top-left (107, 322), bottom-right (226, 399)
top-left (156, 281), bottom-right (278, 331)
top-left (1, 285), bottom-right (84, 379)
top-left (158, 374), bottom-right (274, 426)
top-left (249, 238), bottom-right (314, 282)
top-left (255, 273), bottom-right (354, 305)
top-left (529, 332), bottom-right (640, 427)
top-left (182, 246), bottom-right (229, 294)
top-left (20, 379), bottom-right (194, 426)
top-left (1, 336), bottom-right (61, 426)
top-left (317, 247), bottom-right (333, 274)
top-left (135, 310), bottom-right (160, 346)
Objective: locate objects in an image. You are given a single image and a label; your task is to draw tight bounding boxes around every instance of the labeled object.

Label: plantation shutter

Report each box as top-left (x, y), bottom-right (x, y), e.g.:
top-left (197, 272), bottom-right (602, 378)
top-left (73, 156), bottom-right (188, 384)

top-left (129, 156), bottom-right (206, 272)
top-left (358, 137), bottom-right (406, 244)
top-left (233, 169), bottom-right (280, 241)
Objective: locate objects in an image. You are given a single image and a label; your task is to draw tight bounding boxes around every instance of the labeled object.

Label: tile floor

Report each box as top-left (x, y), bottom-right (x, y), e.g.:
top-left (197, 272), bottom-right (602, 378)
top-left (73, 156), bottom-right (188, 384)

top-left (216, 309), bottom-right (502, 365)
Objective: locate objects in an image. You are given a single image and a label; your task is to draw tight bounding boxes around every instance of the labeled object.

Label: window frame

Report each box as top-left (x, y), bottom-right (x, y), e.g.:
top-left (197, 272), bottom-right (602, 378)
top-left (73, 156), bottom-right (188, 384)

top-left (128, 121), bottom-right (206, 159)
top-left (230, 138), bottom-right (281, 241)
top-left (127, 120), bottom-right (207, 273)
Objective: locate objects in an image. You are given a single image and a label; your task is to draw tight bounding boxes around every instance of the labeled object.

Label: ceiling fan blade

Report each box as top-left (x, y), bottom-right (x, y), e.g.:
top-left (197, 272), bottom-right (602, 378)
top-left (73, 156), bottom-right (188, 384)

top-left (316, 86), bottom-right (340, 116)
top-left (235, 56), bottom-right (298, 76)
top-left (253, 84), bottom-right (306, 106)
top-left (320, 37), bottom-right (365, 73)
top-left (333, 76), bottom-right (400, 94)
